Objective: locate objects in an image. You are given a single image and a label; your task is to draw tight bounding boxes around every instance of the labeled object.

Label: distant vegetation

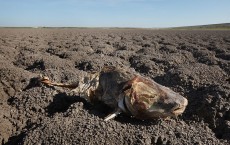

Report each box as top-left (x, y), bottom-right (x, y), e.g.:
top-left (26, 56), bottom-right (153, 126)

top-left (171, 23), bottom-right (230, 30)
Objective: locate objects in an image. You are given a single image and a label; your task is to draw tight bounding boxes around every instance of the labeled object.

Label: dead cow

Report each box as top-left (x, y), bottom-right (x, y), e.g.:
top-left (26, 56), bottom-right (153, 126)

top-left (39, 66), bottom-right (188, 121)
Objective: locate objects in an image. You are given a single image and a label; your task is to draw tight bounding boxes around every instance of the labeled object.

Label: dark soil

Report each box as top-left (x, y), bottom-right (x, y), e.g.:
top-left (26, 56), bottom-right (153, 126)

top-left (0, 28), bottom-right (229, 145)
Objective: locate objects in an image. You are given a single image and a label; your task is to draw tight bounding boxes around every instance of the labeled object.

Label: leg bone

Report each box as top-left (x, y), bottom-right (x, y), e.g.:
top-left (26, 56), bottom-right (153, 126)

top-left (39, 76), bottom-right (78, 89)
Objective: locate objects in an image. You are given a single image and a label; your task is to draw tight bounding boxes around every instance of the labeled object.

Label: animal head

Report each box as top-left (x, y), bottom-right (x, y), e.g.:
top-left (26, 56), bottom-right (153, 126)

top-left (118, 76), bottom-right (188, 119)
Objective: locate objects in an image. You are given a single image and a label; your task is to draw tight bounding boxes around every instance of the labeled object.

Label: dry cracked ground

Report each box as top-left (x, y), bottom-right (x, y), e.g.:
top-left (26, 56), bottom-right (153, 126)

top-left (0, 28), bottom-right (230, 145)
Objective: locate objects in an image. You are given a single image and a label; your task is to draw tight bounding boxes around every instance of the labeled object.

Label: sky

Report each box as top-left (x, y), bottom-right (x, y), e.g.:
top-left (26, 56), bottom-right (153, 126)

top-left (0, 0), bottom-right (229, 28)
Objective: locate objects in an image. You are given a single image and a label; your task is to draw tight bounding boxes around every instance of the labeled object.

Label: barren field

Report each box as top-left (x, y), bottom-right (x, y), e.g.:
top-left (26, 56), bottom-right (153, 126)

top-left (0, 28), bottom-right (229, 144)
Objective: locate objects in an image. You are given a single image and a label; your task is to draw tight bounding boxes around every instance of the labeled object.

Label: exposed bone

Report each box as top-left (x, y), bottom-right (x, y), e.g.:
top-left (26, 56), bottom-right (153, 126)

top-left (104, 108), bottom-right (122, 121)
top-left (40, 76), bottom-right (78, 89)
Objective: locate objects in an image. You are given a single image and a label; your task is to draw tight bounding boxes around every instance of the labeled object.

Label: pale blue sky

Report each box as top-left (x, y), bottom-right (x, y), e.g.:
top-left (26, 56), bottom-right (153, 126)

top-left (0, 0), bottom-right (229, 28)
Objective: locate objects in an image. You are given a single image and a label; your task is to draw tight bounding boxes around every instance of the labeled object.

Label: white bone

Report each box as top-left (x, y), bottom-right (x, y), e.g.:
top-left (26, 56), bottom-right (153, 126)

top-left (104, 109), bottom-right (122, 121)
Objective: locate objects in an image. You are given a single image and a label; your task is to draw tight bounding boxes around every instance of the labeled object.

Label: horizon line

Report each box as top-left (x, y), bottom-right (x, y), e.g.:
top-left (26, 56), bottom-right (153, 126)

top-left (0, 22), bottom-right (229, 29)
